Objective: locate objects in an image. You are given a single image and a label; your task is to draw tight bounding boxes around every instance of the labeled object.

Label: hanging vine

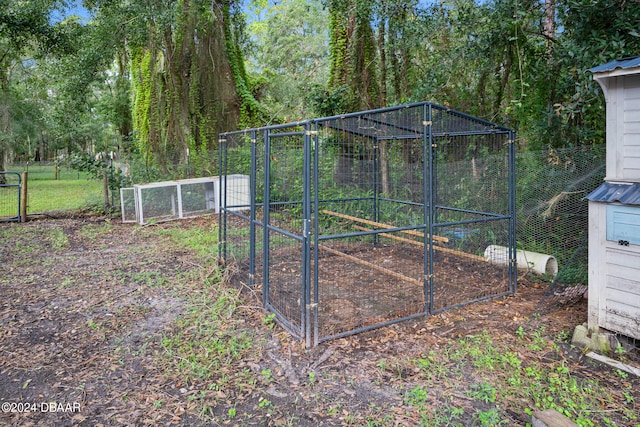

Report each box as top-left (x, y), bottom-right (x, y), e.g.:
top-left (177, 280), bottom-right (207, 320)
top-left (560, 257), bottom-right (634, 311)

top-left (127, 0), bottom-right (262, 177)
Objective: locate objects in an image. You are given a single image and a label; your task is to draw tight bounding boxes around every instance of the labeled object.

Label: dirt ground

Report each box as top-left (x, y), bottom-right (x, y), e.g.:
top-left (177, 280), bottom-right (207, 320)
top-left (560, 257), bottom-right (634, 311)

top-left (0, 216), bottom-right (638, 426)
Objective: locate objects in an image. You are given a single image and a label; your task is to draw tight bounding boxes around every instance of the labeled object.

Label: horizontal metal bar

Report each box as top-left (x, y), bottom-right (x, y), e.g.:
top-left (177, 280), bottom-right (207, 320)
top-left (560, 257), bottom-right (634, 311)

top-left (436, 205), bottom-right (510, 218)
top-left (315, 196), bottom-right (374, 205)
top-left (430, 290), bottom-right (513, 315)
top-left (432, 130), bottom-right (511, 138)
top-left (221, 209), bottom-right (252, 222)
top-left (268, 131), bottom-right (305, 138)
top-left (265, 224), bottom-right (304, 241)
top-left (433, 216), bottom-right (511, 228)
top-left (378, 198), bottom-right (426, 207)
top-left (376, 134), bottom-right (423, 140)
top-left (318, 311), bottom-right (428, 344)
top-left (265, 304), bottom-right (303, 339)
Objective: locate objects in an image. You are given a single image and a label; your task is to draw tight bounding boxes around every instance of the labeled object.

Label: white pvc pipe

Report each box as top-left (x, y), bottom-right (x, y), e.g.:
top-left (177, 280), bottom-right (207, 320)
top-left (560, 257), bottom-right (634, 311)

top-left (484, 245), bottom-right (558, 277)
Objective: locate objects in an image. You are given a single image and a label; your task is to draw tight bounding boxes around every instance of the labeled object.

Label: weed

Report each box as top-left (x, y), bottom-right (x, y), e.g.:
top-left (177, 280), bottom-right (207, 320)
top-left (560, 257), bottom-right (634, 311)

top-left (405, 386), bottom-right (429, 406)
top-left (263, 312), bottom-right (276, 328)
top-left (261, 368), bottom-right (273, 382)
top-left (468, 383), bottom-right (497, 403)
top-left (475, 408), bottom-right (503, 426)
top-left (227, 406), bottom-right (237, 419)
top-left (49, 228), bottom-right (69, 249)
top-left (308, 371), bottom-right (317, 387)
top-left (258, 397), bottom-right (273, 410)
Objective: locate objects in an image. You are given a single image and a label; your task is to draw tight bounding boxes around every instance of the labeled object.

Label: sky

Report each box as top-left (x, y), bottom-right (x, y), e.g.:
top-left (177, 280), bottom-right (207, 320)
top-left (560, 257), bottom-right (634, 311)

top-left (49, 1), bottom-right (92, 24)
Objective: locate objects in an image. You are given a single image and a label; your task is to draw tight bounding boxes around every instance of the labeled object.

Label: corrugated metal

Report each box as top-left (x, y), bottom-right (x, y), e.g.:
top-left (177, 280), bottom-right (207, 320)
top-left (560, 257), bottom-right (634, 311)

top-left (589, 56), bottom-right (640, 73)
top-left (586, 182), bottom-right (640, 205)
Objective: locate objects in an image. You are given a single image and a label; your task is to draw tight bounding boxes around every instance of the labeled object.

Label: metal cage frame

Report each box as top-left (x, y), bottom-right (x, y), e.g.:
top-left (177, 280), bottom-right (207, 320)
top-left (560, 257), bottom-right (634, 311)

top-left (219, 101), bottom-right (517, 347)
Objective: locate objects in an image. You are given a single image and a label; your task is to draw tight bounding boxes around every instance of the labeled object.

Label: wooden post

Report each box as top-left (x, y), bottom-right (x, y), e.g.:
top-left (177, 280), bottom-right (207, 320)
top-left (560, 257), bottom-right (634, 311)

top-left (353, 225), bottom-right (488, 262)
top-left (103, 171), bottom-right (110, 207)
top-left (321, 209), bottom-right (449, 243)
top-left (20, 171), bottom-right (27, 222)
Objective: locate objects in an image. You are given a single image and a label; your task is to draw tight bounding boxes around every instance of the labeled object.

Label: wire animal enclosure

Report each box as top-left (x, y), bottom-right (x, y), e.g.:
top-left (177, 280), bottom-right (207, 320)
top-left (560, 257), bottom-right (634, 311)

top-left (121, 176), bottom-right (249, 225)
top-left (219, 102), bottom-right (516, 347)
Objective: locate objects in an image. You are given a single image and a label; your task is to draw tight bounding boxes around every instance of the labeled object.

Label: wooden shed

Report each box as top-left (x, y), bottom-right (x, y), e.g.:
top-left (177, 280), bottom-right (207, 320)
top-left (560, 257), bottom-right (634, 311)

top-left (586, 57), bottom-right (640, 341)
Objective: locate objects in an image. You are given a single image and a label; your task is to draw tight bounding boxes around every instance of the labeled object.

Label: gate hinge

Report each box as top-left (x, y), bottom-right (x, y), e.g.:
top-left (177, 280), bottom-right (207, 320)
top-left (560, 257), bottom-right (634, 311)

top-left (306, 130), bottom-right (319, 136)
top-left (306, 303), bottom-right (318, 309)
top-left (251, 138), bottom-right (257, 144)
top-left (218, 138), bottom-right (227, 144)
top-left (423, 121), bottom-right (433, 126)
top-left (507, 139), bottom-right (515, 145)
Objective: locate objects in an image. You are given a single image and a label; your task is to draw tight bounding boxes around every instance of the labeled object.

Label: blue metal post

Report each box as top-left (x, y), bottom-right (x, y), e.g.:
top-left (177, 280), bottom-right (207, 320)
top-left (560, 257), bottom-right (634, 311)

top-left (425, 104), bottom-right (435, 314)
top-left (263, 129), bottom-right (271, 308)
top-left (303, 124), bottom-right (312, 347)
top-left (249, 131), bottom-right (257, 287)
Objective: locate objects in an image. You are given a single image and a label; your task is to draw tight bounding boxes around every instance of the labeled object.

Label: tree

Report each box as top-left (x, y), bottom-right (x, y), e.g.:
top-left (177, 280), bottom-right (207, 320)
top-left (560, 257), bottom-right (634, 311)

top-left (0, 0), bottom-right (78, 179)
top-left (246, 0), bottom-right (329, 122)
top-left (85, 0), bottom-right (265, 177)
top-left (327, 0), bottom-right (382, 112)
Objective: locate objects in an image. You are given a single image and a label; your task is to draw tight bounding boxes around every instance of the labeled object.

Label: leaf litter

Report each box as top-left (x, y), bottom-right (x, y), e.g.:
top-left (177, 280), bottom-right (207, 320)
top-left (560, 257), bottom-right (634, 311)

top-left (0, 217), bottom-right (638, 426)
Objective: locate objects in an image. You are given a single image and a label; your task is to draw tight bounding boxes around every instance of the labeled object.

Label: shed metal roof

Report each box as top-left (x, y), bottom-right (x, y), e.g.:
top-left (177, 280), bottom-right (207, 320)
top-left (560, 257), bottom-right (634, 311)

top-left (586, 182), bottom-right (640, 205)
top-left (589, 57), bottom-right (640, 74)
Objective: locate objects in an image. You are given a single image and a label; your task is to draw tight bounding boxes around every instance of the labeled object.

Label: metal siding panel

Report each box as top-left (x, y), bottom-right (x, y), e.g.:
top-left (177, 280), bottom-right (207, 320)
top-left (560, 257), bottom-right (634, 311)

top-left (590, 56), bottom-right (640, 73)
top-left (587, 182), bottom-right (640, 205)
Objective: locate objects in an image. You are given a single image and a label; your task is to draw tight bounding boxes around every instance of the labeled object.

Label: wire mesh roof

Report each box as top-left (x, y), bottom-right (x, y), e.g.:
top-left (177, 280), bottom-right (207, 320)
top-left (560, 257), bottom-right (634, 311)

top-left (319, 105), bottom-right (510, 139)
top-left (220, 101), bottom-right (512, 138)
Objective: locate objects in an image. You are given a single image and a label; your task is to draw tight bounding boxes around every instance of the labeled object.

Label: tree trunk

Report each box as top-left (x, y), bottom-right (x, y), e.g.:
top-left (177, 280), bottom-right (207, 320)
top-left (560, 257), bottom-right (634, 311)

top-left (544, 0), bottom-right (556, 54)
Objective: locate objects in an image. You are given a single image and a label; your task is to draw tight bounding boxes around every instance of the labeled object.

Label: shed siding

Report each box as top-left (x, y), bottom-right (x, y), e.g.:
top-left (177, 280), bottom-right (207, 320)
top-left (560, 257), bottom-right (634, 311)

top-left (604, 246), bottom-right (640, 339)
top-left (624, 75), bottom-right (640, 180)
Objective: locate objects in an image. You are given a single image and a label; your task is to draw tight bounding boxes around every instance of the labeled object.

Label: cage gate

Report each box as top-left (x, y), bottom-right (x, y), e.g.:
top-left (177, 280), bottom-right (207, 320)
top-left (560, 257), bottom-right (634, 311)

top-left (219, 102), bottom-right (516, 347)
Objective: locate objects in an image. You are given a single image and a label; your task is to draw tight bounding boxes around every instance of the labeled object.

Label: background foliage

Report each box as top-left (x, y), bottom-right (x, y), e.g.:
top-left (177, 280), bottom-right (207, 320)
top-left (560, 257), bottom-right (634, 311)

top-left (2, 0), bottom-right (640, 178)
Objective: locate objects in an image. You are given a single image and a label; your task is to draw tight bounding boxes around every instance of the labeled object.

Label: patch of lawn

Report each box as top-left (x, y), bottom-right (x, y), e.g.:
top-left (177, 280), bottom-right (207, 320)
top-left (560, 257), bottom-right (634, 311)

top-left (26, 178), bottom-right (104, 213)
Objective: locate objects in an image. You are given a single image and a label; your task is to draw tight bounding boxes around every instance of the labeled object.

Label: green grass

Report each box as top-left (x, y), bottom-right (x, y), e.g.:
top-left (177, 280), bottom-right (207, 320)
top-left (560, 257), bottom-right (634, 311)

top-left (153, 226), bottom-right (263, 420)
top-left (385, 327), bottom-right (640, 427)
top-left (26, 178), bottom-right (104, 213)
top-left (1, 164), bottom-right (105, 215)
top-left (15, 164), bottom-right (91, 181)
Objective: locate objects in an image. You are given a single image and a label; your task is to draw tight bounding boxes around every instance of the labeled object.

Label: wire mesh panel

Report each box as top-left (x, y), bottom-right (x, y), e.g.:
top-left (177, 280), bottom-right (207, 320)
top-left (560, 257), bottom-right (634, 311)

top-left (262, 127), bottom-right (308, 339)
top-left (0, 172), bottom-right (21, 222)
top-left (129, 177), bottom-right (221, 225)
top-left (219, 132), bottom-right (261, 290)
top-left (219, 101), bottom-right (516, 347)
top-left (120, 187), bottom-right (136, 223)
top-left (135, 182), bottom-right (180, 224)
top-left (431, 130), bottom-right (514, 311)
